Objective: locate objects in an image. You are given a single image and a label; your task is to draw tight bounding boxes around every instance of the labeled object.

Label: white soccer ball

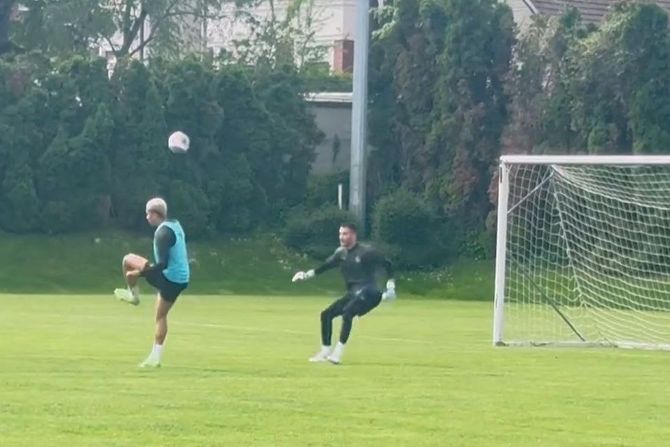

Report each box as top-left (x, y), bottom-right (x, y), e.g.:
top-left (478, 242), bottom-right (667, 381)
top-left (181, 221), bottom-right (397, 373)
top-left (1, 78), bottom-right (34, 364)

top-left (168, 131), bottom-right (190, 154)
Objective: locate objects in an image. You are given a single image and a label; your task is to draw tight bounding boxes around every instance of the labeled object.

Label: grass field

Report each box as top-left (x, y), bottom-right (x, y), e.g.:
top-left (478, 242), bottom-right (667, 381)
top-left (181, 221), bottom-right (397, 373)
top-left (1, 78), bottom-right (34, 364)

top-left (1, 294), bottom-right (669, 446)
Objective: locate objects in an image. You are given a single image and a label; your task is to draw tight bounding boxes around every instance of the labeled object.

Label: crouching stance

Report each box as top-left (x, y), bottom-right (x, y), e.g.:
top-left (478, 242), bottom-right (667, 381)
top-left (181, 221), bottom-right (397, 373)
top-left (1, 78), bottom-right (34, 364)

top-left (292, 223), bottom-right (396, 364)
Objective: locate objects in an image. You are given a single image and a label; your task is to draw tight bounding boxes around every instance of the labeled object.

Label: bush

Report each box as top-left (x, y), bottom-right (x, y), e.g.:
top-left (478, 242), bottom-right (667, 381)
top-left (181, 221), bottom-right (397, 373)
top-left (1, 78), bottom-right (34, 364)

top-left (305, 171), bottom-right (349, 210)
top-left (41, 201), bottom-right (73, 234)
top-left (372, 189), bottom-right (449, 269)
top-left (457, 230), bottom-right (496, 260)
top-left (283, 206), bottom-right (358, 259)
top-left (302, 69), bottom-right (352, 92)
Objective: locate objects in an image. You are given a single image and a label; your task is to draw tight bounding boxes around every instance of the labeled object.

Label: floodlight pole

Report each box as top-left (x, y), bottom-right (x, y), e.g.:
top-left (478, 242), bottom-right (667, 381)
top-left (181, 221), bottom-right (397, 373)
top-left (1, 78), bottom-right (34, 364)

top-left (349, 0), bottom-right (370, 233)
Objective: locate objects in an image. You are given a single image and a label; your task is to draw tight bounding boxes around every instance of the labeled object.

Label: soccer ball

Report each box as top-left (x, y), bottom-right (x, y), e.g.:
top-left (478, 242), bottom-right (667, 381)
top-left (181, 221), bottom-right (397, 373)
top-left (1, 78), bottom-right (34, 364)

top-left (168, 131), bottom-right (190, 154)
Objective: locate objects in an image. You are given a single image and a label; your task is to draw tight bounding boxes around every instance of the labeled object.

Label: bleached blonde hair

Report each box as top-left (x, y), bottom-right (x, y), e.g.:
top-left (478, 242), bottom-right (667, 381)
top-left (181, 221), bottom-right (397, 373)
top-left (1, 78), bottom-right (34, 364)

top-left (145, 197), bottom-right (167, 218)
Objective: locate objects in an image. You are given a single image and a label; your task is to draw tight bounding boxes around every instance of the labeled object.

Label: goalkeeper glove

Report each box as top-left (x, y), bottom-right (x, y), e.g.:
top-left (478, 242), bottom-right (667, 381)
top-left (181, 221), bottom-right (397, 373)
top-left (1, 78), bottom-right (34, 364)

top-left (382, 279), bottom-right (397, 301)
top-left (292, 269), bottom-right (315, 282)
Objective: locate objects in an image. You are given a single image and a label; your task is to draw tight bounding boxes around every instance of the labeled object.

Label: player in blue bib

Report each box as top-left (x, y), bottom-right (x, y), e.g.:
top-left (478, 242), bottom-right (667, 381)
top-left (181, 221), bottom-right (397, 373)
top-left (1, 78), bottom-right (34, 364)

top-left (114, 197), bottom-right (190, 368)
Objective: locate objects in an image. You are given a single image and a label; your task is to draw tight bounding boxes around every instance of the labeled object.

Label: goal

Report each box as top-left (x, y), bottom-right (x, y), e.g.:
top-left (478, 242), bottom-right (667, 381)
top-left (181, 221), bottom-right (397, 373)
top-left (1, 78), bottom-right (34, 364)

top-left (493, 155), bottom-right (670, 350)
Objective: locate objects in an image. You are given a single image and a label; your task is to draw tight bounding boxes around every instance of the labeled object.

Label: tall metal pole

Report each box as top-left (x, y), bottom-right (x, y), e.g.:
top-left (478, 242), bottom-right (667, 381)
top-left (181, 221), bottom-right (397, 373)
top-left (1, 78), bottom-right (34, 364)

top-left (201, 0), bottom-right (208, 55)
top-left (349, 0), bottom-right (370, 233)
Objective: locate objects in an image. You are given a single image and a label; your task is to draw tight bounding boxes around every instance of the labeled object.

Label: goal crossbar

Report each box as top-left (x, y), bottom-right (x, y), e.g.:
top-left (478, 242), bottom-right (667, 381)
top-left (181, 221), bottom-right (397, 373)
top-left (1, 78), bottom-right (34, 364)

top-left (501, 154), bottom-right (670, 165)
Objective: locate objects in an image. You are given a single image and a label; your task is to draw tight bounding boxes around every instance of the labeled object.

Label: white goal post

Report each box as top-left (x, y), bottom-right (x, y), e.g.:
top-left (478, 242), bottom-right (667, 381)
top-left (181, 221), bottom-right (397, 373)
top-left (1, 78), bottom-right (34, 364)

top-left (493, 155), bottom-right (670, 350)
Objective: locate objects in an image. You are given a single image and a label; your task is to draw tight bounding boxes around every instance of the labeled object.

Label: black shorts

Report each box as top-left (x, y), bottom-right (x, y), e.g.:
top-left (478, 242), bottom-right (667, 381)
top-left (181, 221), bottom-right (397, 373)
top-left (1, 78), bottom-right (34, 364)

top-left (330, 286), bottom-right (382, 318)
top-left (144, 269), bottom-right (188, 302)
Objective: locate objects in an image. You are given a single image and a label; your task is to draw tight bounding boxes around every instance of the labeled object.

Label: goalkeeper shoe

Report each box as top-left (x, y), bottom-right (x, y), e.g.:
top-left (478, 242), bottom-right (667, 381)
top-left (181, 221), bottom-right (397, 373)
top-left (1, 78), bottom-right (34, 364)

top-left (308, 346), bottom-right (331, 362)
top-left (327, 343), bottom-right (345, 365)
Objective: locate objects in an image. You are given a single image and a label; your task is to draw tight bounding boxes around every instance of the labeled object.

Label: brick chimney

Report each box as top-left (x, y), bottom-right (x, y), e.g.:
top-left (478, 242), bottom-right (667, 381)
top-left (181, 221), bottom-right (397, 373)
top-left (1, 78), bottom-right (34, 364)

top-left (333, 39), bottom-right (354, 73)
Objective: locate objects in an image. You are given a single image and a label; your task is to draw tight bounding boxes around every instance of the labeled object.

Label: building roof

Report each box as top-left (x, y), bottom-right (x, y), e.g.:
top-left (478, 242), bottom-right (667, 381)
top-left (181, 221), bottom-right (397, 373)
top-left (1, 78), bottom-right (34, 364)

top-left (526, 0), bottom-right (670, 24)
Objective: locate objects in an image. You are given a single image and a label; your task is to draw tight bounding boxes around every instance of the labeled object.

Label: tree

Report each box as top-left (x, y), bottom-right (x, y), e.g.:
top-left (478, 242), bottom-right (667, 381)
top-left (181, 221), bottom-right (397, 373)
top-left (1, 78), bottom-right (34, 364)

top-left (231, 0), bottom-right (328, 70)
top-left (251, 65), bottom-right (322, 209)
top-left (0, 56), bottom-right (51, 231)
top-left (368, 0), bottom-right (515, 248)
top-left (34, 57), bottom-right (115, 233)
top-left (13, 0), bottom-right (253, 60)
top-left (0, 0), bottom-right (18, 55)
top-left (13, 0), bottom-right (115, 56)
top-left (213, 66), bottom-right (271, 231)
top-left (501, 10), bottom-right (588, 156)
top-left (0, 53), bottom-right (324, 235)
top-left (568, 3), bottom-right (670, 154)
top-left (37, 104), bottom-right (113, 233)
top-left (367, 0), bottom-right (447, 197)
top-left (0, 97), bottom-right (42, 232)
top-left (110, 60), bottom-right (169, 229)
top-left (0, 157), bottom-right (40, 231)
top-left (503, 3), bottom-right (670, 156)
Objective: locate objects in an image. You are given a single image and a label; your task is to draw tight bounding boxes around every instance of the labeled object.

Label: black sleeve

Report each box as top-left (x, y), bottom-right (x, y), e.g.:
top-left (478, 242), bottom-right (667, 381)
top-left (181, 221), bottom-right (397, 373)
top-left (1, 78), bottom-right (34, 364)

top-left (314, 247), bottom-right (345, 275)
top-left (366, 247), bottom-right (394, 279)
top-left (141, 226), bottom-right (176, 276)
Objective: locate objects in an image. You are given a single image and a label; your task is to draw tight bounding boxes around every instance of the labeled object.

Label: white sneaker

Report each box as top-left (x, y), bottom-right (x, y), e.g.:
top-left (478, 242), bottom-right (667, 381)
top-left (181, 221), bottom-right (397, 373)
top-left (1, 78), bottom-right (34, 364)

top-left (114, 288), bottom-right (139, 306)
top-left (327, 343), bottom-right (345, 364)
top-left (139, 357), bottom-right (161, 368)
top-left (308, 346), bottom-right (331, 362)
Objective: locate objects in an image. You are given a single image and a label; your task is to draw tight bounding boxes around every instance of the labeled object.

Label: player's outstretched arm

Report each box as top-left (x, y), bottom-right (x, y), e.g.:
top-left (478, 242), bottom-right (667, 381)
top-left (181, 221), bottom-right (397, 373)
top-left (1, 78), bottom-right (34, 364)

top-left (291, 247), bottom-right (345, 282)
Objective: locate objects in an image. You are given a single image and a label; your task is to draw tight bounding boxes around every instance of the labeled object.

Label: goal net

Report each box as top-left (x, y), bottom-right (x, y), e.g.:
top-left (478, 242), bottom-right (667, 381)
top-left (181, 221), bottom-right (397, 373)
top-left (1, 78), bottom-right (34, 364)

top-left (493, 155), bottom-right (670, 350)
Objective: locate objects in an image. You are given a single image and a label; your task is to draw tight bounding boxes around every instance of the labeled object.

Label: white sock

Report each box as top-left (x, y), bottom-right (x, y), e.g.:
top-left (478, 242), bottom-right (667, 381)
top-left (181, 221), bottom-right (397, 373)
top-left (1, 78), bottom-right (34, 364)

top-left (150, 343), bottom-right (163, 360)
top-left (322, 345), bottom-right (331, 353)
top-left (334, 342), bottom-right (345, 354)
top-left (129, 286), bottom-right (139, 299)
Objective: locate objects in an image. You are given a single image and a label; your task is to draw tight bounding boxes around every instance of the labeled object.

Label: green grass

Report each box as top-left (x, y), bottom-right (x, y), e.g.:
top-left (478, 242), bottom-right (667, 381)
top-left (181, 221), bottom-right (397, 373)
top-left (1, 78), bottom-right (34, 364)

top-left (0, 231), bottom-right (494, 299)
top-left (1, 294), bottom-right (669, 446)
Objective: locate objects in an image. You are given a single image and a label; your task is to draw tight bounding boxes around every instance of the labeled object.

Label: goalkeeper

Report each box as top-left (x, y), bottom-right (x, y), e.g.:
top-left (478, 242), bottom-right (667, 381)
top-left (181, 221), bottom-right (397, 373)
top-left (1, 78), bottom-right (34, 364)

top-left (292, 223), bottom-right (396, 364)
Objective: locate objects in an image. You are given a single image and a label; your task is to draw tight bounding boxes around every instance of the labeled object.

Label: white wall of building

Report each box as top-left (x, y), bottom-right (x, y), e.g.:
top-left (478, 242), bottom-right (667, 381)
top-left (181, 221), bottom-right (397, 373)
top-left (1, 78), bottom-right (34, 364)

top-left (306, 93), bottom-right (352, 175)
top-left (505, 0), bottom-right (536, 30)
top-left (206, 0), bottom-right (356, 69)
top-left (96, 1), bottom-right (358, 73)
